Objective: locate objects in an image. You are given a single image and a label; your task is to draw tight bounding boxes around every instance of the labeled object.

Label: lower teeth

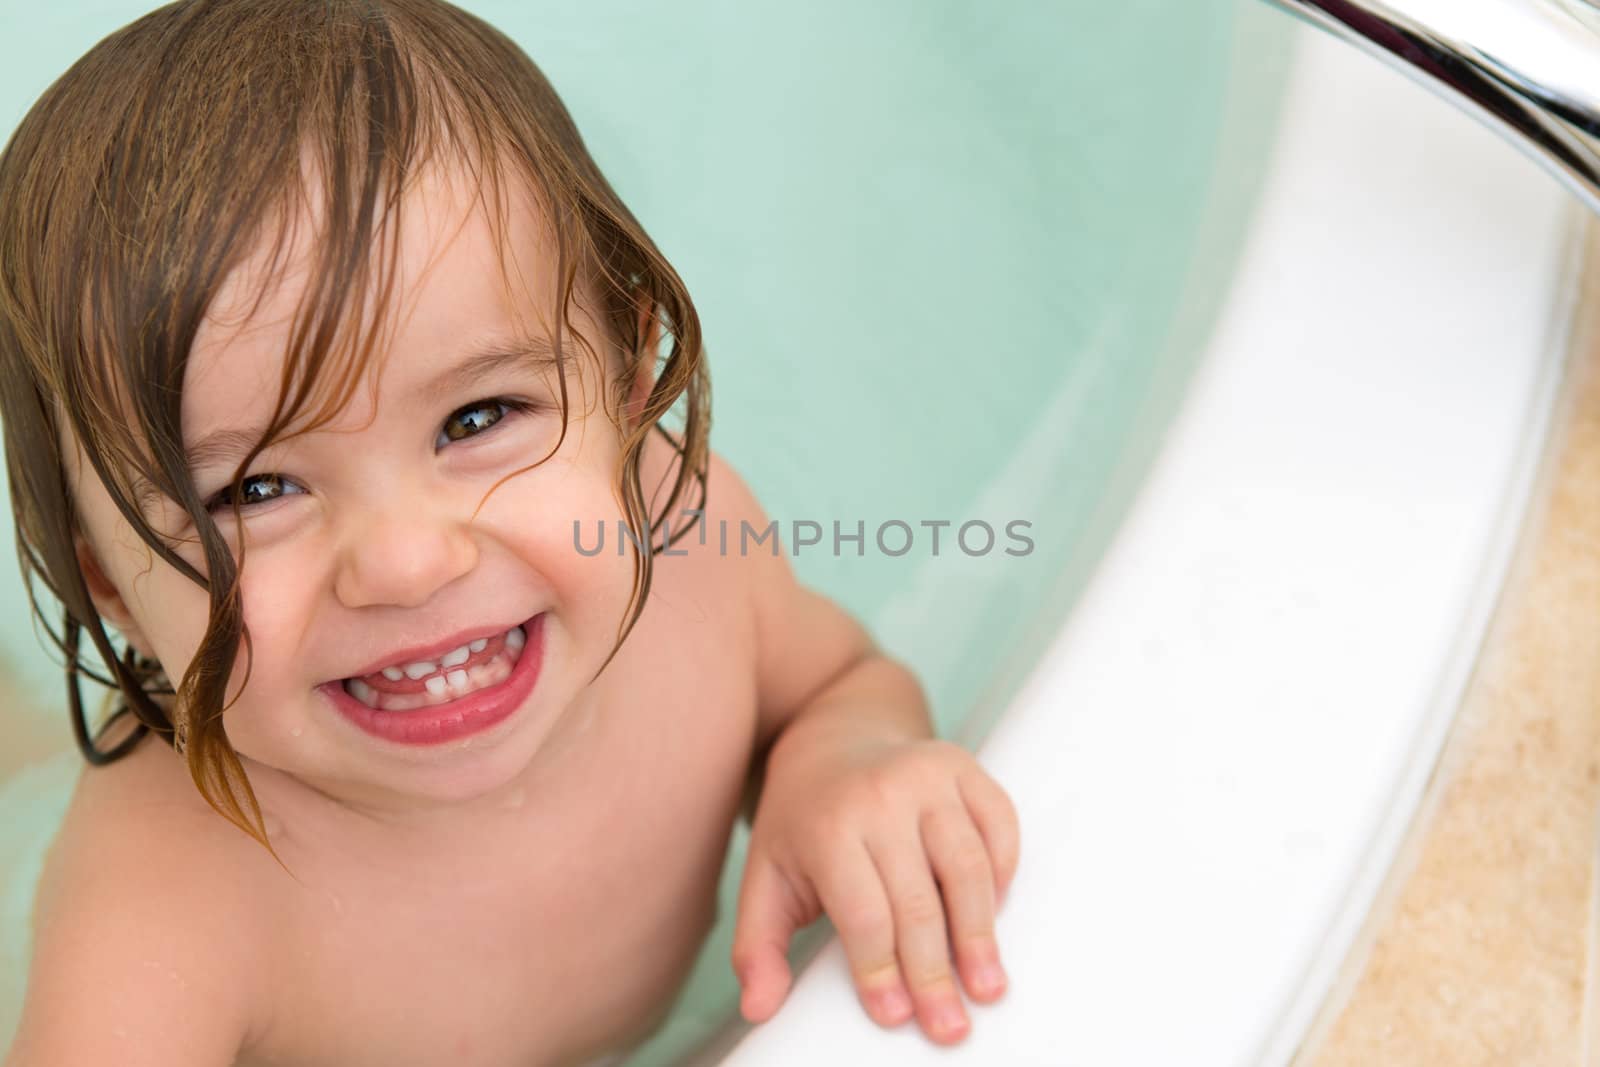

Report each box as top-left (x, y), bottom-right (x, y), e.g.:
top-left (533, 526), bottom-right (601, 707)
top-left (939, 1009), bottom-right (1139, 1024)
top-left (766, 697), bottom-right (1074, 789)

top-left (342, 627), bottom-right (525, 712)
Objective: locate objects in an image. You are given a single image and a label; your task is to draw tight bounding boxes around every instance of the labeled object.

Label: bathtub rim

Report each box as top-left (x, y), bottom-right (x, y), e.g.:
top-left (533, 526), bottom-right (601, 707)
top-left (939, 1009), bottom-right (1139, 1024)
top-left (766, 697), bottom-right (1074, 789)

top-left (704, 16), bottom-right (1582, 1067)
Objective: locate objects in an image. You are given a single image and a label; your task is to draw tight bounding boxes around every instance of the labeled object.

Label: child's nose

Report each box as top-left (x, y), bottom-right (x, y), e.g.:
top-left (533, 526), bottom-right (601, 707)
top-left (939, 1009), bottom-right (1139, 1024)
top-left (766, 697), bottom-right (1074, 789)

top-left (331, 502), bottom-right (478, 609)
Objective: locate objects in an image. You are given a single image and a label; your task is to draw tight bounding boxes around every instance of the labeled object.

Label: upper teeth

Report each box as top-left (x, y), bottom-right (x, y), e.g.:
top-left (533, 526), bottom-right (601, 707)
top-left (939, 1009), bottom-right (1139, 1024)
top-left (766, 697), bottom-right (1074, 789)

top-left (371, 626), bottom-right (520, 682)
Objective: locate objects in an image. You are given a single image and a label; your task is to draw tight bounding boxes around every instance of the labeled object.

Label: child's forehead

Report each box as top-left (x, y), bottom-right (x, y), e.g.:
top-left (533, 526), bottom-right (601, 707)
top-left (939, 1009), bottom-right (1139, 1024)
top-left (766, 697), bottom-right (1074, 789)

top-left (197, 158), bottom-right (561, 361)
top-left (185, 156), bottom-right (601, 421)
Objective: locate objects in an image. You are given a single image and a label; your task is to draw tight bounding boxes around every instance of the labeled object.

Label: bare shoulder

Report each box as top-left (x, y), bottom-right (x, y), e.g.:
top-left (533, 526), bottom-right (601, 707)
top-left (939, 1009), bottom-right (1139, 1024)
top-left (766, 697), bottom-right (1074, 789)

top-left (634, 433), bottom-right (778, 608)
top-left (702, 445), bottom-right (766, 525)
top-left (677, 446), bottom-right (881, 756)
top-left (7, 736), bottom-right (279, 1065)
top-left (637, 430), bottom-right (771, 544)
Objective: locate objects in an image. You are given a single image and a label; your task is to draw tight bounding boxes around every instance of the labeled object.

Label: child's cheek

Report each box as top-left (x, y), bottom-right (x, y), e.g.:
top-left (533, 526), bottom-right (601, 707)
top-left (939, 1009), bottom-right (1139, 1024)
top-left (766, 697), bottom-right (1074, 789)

top-left (473, 460), bottom-right (637, 626)
top-left (129, 570), bottom-right (216, 706)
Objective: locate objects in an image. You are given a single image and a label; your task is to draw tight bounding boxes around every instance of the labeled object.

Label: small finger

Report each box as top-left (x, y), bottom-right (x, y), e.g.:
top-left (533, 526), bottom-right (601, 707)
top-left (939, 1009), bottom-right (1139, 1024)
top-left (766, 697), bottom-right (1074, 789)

top-left (958, 770), bottom-right (1021, 903)
top-left (730, 853), bottom-right (802, 1023)
top-left (923, 800), bottom-right (1005, 1003)
top-left (811, 836), bottom-right (914, 1028)
top-left (866, 832), bottom-right (970, 1045)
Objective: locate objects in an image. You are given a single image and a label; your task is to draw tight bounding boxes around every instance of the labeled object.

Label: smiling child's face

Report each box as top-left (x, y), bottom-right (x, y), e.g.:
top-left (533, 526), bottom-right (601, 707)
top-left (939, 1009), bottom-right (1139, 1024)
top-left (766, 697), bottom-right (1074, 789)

top-left (65, 158), bottom-right (646, 819)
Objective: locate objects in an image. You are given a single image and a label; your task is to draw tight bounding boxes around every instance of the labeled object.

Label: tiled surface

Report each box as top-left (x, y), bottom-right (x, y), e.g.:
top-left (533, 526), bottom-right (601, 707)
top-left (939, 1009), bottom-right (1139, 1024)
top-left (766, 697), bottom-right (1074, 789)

top-left (1292, 219), bottom-right (1600, 1066)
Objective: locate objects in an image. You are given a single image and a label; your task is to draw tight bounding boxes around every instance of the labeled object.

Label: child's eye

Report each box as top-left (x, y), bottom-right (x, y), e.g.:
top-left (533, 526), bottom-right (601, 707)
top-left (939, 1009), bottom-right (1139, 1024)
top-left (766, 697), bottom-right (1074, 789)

top-left (207, 473), bottom-right (305, 513)
top-left (436, 397), bottom-right (536, 448)
top-left (202, 398), bottom-right (540, 515)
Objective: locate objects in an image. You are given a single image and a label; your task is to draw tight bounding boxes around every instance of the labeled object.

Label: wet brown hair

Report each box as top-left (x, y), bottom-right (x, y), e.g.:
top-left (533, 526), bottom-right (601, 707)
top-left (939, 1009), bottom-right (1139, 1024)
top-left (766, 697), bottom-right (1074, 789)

top-left (0, 0), bottom-right (709, 854)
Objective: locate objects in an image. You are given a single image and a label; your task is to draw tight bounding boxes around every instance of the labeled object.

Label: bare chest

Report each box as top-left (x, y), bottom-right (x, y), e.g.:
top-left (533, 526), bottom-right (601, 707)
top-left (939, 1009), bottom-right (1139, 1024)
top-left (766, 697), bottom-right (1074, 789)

top-left (246, 594), bottom-right (757, 1066)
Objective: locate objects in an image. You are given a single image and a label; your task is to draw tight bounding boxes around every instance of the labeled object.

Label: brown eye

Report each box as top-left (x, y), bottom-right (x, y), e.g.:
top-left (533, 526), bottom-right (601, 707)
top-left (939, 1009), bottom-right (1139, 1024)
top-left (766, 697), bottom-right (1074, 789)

top-left (437, 397), bottom-right (536, 447)
top-left (206, 472), bottom-right (304, 513)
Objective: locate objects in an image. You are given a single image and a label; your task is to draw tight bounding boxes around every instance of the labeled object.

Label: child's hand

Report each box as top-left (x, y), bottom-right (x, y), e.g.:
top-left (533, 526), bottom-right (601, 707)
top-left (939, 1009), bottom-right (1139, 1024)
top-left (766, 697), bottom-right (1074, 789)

top-left (731, 734), bottom-right (1020, 1046)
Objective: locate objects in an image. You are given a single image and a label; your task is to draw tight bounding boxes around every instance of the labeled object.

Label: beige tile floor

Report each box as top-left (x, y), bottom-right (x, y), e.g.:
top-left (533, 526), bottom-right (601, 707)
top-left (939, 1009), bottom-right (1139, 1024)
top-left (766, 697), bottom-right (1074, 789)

top-left (1292, 216), bottom-right (1600, 1066)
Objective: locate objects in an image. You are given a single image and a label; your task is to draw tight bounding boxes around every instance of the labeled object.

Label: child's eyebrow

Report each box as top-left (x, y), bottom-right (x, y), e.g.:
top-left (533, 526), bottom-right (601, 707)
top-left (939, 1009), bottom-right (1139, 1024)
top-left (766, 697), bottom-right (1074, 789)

top-left (179, 334), bottom-right (562, 478)
top-left (423, 334), bottom-right (561, 398)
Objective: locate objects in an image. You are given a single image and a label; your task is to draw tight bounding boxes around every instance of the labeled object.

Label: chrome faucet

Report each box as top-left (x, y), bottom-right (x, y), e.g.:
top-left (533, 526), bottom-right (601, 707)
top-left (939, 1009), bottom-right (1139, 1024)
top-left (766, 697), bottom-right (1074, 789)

top-left (1264, 0), bottom-right (1600, 216)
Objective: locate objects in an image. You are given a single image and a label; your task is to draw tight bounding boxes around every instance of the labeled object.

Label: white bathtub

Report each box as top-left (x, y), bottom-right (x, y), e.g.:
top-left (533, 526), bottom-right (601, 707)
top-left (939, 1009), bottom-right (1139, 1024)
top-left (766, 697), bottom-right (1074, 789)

top-left (690, 19), bottom-right (1581, 1067)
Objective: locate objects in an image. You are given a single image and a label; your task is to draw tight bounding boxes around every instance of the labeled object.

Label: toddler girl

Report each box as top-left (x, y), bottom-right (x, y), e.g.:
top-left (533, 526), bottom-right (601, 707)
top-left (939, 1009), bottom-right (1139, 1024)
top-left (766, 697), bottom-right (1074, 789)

top-left (0, 2), bottom-right (1020, 1064)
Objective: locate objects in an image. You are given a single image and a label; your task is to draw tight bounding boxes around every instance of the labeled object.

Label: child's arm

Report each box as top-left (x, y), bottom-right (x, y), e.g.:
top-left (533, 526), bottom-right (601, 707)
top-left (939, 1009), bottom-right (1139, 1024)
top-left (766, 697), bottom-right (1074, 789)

top-left (5, 803), bottom-right (269, 1066)
top-left (711, 453), bottom-right (1020, 1048)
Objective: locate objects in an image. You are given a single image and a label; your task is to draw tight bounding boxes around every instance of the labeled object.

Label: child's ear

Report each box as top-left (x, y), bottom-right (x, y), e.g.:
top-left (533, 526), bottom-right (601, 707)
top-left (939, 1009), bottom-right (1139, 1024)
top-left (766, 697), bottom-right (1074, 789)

top-left (622, 293), bottom-right (663, 429)
top-left (623, 359), bottom-right (655, 429)
top-left (73, 534), bottom-right (155, 660)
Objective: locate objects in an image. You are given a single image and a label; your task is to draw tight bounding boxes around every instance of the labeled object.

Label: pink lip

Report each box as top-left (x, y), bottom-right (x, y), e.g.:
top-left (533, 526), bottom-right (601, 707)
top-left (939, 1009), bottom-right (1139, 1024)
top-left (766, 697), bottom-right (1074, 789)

top-left (320, 614), bottom-right (546, 746)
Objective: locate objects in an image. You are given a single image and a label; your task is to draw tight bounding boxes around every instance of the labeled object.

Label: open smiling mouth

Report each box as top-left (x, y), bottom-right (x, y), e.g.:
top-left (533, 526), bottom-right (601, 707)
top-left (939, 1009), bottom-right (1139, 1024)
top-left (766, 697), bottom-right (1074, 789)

top-left (322, 614), bottom-right (547, 746)
top-left (342, 622), bottom-right (529, 712)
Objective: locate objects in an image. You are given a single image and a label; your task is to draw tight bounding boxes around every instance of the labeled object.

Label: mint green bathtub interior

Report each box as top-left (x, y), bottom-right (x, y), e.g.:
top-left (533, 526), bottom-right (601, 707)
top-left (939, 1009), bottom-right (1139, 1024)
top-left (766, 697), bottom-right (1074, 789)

top-left (0, 2), bottom-right (1291, 1062)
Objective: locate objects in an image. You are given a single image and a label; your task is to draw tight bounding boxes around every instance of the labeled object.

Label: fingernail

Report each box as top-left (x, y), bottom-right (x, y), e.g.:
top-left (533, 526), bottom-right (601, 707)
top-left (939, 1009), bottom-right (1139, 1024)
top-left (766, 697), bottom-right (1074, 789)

top-left (976, 960), bottom-right (1007, 996)
top-left (876, 985), bottom-right (913, 1022)
top-left (936, 1003), bottom-right (969, 1037)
